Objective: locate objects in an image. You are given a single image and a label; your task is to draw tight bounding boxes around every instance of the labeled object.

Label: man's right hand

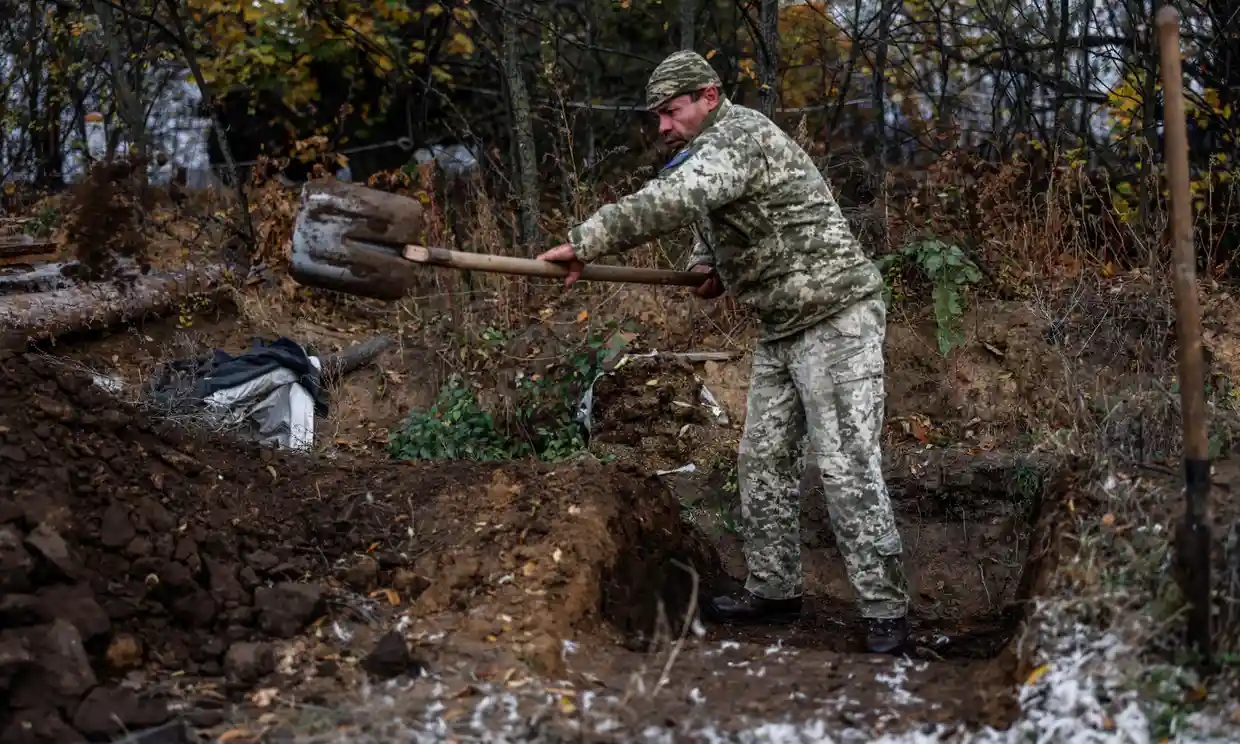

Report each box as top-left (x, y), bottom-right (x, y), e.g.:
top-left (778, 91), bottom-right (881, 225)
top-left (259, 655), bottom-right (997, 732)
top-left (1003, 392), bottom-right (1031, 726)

top-left (690, 264), bottom-right (724, 299)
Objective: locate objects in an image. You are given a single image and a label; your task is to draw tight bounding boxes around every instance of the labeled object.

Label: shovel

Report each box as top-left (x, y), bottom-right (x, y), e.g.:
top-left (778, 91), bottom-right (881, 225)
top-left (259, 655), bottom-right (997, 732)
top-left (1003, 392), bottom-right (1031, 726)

top-left (288, 179), bottom-right (706, 300)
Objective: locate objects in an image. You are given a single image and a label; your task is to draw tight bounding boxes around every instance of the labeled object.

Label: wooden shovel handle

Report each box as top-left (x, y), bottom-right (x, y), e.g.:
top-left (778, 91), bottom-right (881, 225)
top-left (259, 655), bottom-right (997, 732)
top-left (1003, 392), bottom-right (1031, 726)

top-left (401, 244), bottom-right (708, 287)
top-left (1156, 6), bottom-right (1208, 464)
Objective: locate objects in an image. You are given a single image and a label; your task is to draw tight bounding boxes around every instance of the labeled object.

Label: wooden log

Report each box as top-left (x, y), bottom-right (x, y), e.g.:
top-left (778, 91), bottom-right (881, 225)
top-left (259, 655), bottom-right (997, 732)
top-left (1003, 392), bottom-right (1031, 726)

top-left (288, 179), bottom-right (426, 300)
top-left (319, 334), bottom-right (395, 382)
top-left (0, 264), bottom-right (229, 351)
top-left (0, 237), bottom-right (58, 267)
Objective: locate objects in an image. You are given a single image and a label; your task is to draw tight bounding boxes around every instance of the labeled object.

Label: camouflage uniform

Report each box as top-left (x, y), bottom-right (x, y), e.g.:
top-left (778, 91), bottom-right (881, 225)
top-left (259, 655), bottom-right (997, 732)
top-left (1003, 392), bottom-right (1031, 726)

top-left (568, 51), bottom-right (909, 621)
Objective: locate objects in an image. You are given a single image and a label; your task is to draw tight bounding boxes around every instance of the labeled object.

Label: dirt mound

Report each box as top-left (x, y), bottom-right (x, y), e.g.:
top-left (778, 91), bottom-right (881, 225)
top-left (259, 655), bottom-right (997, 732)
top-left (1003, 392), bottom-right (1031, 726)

top-left (588, 355), bottom-right (737, 473)
top-left (0, 353), bottom-right (719, 742)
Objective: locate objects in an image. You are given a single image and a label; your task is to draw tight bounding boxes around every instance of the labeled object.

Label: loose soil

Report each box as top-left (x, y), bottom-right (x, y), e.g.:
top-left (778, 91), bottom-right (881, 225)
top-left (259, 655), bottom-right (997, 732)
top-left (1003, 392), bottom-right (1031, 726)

top-left (0, 339), bottom-right (1073, 742)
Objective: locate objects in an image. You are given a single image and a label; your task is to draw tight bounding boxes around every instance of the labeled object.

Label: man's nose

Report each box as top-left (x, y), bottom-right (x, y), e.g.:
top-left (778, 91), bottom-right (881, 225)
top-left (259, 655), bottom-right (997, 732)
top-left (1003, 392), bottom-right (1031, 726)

top-left (658, 115), bottom-right (674, 133)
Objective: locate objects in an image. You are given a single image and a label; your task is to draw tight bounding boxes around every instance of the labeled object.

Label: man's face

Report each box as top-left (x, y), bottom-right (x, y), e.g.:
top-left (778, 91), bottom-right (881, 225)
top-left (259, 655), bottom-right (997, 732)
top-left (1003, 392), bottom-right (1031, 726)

top-left (655, 86), bottom-right (720, 149)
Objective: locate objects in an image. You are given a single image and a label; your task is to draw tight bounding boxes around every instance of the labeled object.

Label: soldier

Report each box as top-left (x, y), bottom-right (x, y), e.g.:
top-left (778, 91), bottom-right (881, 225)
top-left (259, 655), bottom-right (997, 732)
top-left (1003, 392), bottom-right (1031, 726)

top-left (537, 51), bottom-right (910, 654)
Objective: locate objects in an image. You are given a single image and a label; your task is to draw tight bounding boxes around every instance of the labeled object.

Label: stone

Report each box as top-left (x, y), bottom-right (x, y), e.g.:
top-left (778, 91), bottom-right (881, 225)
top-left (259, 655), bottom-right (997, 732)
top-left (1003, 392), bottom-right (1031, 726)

top-left (245, 550), bottom-right (279, 572)
top-left (0, 525), bottom-right (34, 592)
top-left (35, 584), bottom-right (110, 641)
top-left (205, 559), bottom-right (246, 603)
top-left (253, 583), bottom-right (323, 638)
top-left (223, 642), bottom-right (275, 685)
top-left (24, 523), bottom-right (79, 579)
top-left (171, 590), bottom-right (217, 628)
top-left (9, 621), bottom-right (96, 708)
top-left (99, 502), bottom-right (136, 548)
top-left (361, 631), bottom-right (421, 679)
top-left (71, 686), bottom-right (170, 739)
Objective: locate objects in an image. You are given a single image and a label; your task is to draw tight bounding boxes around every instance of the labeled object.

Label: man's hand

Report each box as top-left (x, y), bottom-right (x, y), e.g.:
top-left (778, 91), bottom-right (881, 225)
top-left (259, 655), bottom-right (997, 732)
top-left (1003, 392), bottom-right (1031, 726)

top-left (536, 243), bottom-right (586, 287)
top-left (690, 263), bottom-right (724, 299)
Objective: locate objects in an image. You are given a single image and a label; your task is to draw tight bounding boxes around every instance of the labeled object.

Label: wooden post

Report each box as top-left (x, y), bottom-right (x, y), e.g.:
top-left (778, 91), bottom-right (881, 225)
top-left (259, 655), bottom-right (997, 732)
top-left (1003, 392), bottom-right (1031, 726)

top-left (1156, 5), bottom-right (1212, 664)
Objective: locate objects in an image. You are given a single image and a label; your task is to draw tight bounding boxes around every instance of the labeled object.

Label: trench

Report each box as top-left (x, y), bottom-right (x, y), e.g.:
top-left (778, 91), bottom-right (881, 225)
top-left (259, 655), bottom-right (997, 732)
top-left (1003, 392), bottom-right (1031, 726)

top-left (586, 451), bottom-right (1075, 734)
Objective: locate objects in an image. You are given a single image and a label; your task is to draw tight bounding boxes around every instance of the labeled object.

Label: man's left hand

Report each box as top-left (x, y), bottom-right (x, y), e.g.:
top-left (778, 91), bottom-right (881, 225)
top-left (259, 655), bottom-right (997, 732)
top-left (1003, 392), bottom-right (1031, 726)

top-left (536, 243), bottom-right (586, 287)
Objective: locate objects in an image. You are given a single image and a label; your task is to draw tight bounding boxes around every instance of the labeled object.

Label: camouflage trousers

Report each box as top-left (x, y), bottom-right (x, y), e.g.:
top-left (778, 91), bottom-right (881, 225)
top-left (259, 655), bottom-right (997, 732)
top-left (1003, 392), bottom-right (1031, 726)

top-left (738, 295), bottom-right (910, 619)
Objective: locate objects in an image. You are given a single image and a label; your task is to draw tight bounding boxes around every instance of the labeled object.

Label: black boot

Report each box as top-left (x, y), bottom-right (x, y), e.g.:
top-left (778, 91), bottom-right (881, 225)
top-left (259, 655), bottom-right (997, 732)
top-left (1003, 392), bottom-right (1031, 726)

top-left (707, 591), bottom-right (802, 624)
top-left (865, 615), bottom-right (910, 654)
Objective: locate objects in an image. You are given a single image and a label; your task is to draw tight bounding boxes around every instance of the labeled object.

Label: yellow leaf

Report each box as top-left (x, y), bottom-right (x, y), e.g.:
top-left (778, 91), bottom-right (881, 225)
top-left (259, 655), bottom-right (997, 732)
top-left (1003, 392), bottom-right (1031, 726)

top-left (705, 49), bottom-right (717, 60)
top-left (576, 310), bottom-right (589, 323)
top-left (447, 31), bottom-right (475, 55)
top-left (1024, 664), bottom-right (1050, 686)
top-left (369, 588), bottom-right (401, 605)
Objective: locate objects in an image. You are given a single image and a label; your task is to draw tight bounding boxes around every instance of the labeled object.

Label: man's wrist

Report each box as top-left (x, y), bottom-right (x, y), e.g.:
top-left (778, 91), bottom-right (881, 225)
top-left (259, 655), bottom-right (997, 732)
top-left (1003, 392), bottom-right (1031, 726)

top-left (568, 224), bottom-right (601, 262)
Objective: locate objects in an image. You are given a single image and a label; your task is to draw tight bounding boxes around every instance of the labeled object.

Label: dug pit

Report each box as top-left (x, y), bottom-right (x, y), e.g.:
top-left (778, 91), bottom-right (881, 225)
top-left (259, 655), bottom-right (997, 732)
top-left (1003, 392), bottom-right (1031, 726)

top-left (587, 355), bottom-right (1060, 659)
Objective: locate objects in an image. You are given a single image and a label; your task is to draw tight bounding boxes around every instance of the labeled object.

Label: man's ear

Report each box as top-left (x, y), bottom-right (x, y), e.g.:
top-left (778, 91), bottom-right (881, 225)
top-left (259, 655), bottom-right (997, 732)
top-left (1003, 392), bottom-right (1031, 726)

top-left (701, 86), bottom-right (721, 107)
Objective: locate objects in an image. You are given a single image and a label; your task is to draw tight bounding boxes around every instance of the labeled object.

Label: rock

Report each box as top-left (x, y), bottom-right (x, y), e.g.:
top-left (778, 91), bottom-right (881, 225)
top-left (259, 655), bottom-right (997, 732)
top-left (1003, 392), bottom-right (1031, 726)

top-left (105, 633), bottom-right (144, 672)
top-left (0, 525), bottom-right (34, 592)
top-left (23, 523), bottom-right (79, 579)
top-left (100, 502), bottom-right (136, 547)
top-left (171, 590), bottom-right (217, 627)
top-left (9, 621), bottom-right (96, 708)
top-left (361, 631), bottom-right (421, 679)
top-left (342, 556), bottom-right (379, 590)
top-left (205, 559), bottom-right (246, 603)
top-left (35, 584), bottom-right (110, 641)
top-left (253, 583), bottom-right (323, 638)
top-left (173, 537), bottom-right (197, 561)
top-left (131, 496), bottom-right (175, 533)
top-left (237, 565), bottom-right (260, 589)
top-left (125, 536), bottom-right (152, 557)
top-left (223, 642), bottom-right (274, 684)
top-left (245, 550), bottom-right (279, 572)
top-left (71, 685), bottom-right (170, 738)
top-left (157, 561), bottom-right (194, 589)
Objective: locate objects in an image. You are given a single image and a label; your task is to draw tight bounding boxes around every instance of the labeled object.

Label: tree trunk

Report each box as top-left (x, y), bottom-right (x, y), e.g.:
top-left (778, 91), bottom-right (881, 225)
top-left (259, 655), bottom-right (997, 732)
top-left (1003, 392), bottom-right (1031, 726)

top-left (680, 0), bottom-right (696, 50)
top-left (0, 265), bottom-right (229, 351)
top-left (502, 0), bottom-right (540, 251)
top-left (93, 0), bottom-right (149, 160)
top-left (757, 0), bottom-right (779, 119)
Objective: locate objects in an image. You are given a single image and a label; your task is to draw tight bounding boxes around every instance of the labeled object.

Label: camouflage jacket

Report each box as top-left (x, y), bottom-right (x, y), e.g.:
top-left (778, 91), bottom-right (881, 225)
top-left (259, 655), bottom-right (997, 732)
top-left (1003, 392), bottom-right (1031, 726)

top-left (568, 98), bottom-right (883, 342)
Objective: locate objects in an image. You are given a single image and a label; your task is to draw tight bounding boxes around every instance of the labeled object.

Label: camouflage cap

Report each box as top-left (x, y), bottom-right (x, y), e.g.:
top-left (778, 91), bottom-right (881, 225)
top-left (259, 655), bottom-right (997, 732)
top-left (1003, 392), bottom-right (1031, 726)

top-left (645, 50), bottom-right (722, 110)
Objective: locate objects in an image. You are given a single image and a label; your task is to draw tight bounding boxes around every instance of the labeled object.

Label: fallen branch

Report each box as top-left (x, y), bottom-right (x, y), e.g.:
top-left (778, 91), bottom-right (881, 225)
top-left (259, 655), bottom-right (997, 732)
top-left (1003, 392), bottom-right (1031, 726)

top-left (319, 335), bottom-right (395, 382)
top-left (0, 264), bottom-right (229, 351)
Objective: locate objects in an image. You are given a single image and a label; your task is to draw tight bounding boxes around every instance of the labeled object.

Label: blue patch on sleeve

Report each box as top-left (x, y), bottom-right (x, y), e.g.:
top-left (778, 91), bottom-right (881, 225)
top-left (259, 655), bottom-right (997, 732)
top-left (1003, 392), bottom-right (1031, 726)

top-left (662, 148), bottom-right (693, 172)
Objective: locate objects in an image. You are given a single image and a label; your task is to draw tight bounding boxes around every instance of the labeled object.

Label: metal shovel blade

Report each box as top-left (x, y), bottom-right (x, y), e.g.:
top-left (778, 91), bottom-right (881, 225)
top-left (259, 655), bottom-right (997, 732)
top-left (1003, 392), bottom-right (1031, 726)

top-left (289, 180), bottom-right (427, 301)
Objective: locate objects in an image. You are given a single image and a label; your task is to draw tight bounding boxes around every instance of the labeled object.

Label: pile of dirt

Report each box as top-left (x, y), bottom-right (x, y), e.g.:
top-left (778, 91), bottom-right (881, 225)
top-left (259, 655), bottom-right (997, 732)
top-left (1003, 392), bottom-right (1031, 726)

top-left (0, 353), bottom-right (719, 742)
top-left (588, 355), bottom-right (737, 473)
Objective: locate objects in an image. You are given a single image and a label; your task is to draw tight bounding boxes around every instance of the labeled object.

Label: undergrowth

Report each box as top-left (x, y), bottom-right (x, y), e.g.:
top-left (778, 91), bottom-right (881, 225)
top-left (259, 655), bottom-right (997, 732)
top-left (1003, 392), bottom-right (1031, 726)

top-left (386, 333), bottom-right (608, 463)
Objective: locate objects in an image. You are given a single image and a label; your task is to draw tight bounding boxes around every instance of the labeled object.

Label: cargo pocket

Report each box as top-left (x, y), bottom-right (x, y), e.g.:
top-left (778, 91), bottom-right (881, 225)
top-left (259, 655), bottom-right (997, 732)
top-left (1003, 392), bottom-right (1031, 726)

top-left (874, 528), bottom-right (903, 557)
